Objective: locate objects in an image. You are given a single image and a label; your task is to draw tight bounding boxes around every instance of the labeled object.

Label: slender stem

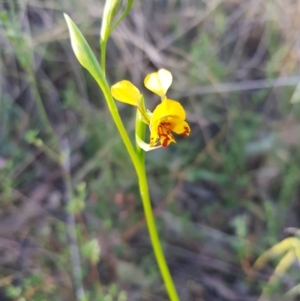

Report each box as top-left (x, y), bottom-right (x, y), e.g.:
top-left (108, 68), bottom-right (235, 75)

top-left (94, 76), bottom-right (141, 173)
top-left (19, 21), bottom-right (60, 150)
top-left (137, 167), bottom-right (180, 301)
top-left (61, 139), bottom-right (86, 301)
top-left (33, 139), bottom-right (61, 163)
top-left (135, 100), bottom-right (179, 300)
top-left (27, 67), bottom-right (60, 150)
top-left (100, 39), bottom-right (107, 76)
top-left (90, 49), bottom-right (141, 174)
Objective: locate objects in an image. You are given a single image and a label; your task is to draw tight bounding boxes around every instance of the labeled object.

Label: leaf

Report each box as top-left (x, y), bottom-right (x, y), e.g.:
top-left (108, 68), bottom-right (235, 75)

top-left (294, 244), bottom-right (300, 266)
top-left (290, 83), bottom-right (300, 103)
top-left (64, 14), bottom-right (106, 90)
top-left (253, 237), bottom-right (299, 270)
top-left (285, 282), bottom-right (300, 298)
top-left (269, 249), bottom-right (295, 284)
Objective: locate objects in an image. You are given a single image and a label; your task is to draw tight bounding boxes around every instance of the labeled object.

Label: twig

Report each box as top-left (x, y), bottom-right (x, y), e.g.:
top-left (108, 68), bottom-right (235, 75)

top-left (178, 76), bottom-right (300, 97)
top-left (61, 138), bottom-right (86, 301)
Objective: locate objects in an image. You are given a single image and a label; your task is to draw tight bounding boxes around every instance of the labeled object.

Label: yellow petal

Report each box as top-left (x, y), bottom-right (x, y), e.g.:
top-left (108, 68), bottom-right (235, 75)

top-left (111, 80), bottom-right (141, 106)
top-left (151, 99), bottom-right (186, 125)
top-left (149, 122), bottom-right (160, 147)
top-left (144, 69), bottom-right (172, 97)
top-left (163, 118), bottom-right (190, 136)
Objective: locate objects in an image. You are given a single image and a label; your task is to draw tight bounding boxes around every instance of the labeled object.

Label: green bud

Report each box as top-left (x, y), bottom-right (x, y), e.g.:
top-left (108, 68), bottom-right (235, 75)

top-left (64, 14), bottom-right (101, 79)
top-left (100, 0), bottom-right (122, 42)
top-left (64, 14), bottom-right (108, 96)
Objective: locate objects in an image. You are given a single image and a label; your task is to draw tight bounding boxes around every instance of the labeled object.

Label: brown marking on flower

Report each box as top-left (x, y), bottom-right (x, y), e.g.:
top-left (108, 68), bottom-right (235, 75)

top-left (150, 137), bottom-right (161, 147)
top-left (181, 126), bottom-right (190, 137)
top-left (162, 122), bottom-right (171, 127)
top-left (158, 124), bottom-right (175, 147)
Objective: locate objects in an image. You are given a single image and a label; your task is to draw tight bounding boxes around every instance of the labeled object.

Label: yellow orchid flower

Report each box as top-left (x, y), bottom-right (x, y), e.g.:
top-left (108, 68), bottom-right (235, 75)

top-left (150, 98), bottom-right (190, 148)
top-left (110, 69), bottom-right (190, 150)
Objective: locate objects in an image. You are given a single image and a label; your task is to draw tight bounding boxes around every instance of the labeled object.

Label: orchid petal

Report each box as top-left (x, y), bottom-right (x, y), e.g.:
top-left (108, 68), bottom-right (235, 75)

top-left (111, 80), bottom-right (141, 106)
top-left (151, 99), bottom-right (186, 123)
top-left (144, 69), bottom-right (172, 98)
top-left (136, 134), bottom-right (162, 151)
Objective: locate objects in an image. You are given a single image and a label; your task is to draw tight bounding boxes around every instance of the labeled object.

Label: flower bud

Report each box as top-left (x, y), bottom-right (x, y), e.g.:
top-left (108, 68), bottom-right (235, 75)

top-left (64, 14), bottom-right (101, 80)
top-left (100, 0), bottom-right (122, 42)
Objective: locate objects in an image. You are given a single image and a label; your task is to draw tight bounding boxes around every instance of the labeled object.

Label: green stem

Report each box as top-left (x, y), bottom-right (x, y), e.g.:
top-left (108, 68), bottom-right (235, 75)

top-left (34, 139), bottom-right (61, 163)
top-left (100, 39), bottom-right (107, 76)
top-left (93, 77), bottom-right (141, 174)
top-left (134, 99), bottom-right (179, 301)
top-left (137, 164), bottom-right (180, 301)
top-left (61, 140), bottom-right (86, 301)
top-left (27, 67), bottom-right (60, 151)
